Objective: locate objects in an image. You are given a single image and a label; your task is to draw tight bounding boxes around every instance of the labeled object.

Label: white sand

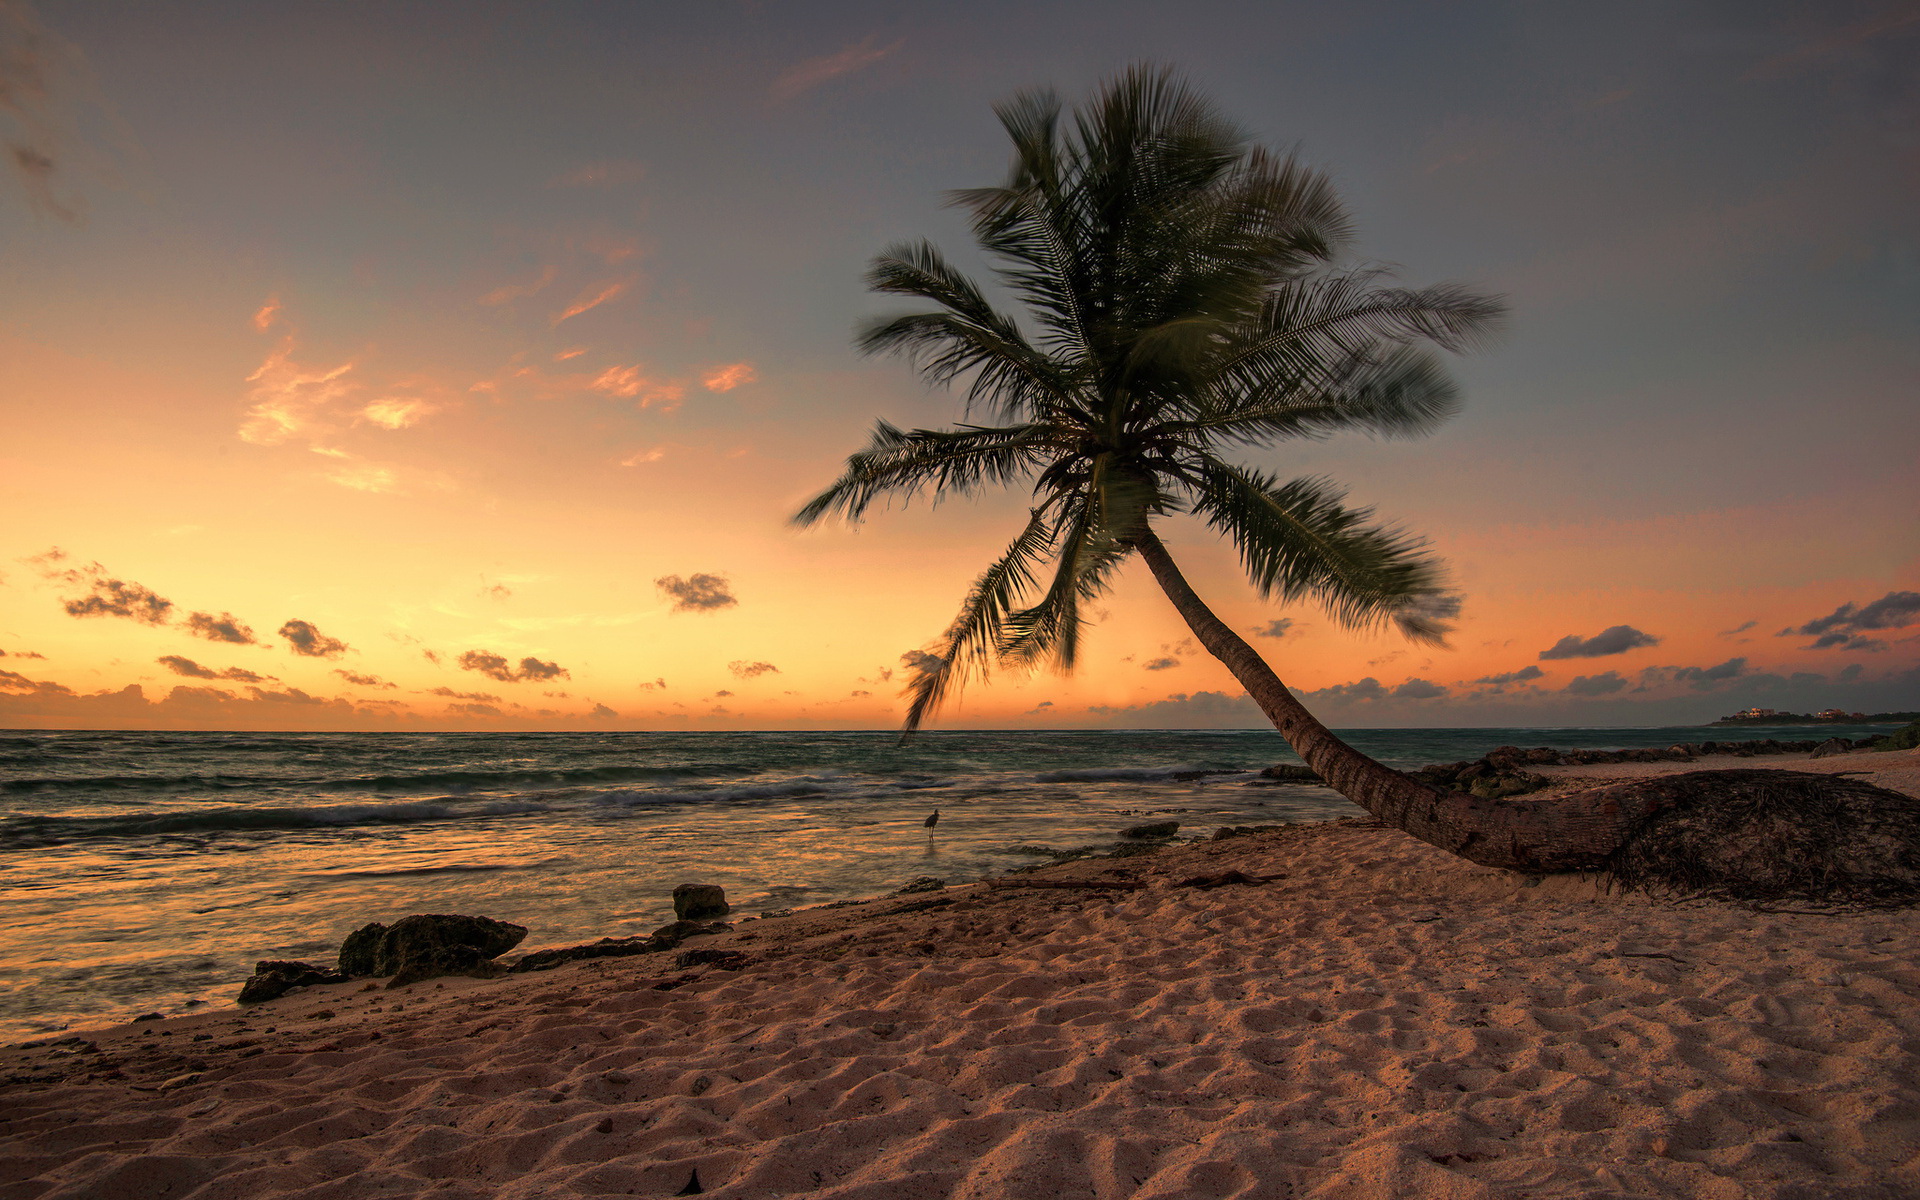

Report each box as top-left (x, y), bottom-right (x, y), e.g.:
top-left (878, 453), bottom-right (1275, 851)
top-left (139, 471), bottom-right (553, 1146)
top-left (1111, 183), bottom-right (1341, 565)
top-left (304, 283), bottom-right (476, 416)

top-left (4, 751), bottom-right (1918, 1199)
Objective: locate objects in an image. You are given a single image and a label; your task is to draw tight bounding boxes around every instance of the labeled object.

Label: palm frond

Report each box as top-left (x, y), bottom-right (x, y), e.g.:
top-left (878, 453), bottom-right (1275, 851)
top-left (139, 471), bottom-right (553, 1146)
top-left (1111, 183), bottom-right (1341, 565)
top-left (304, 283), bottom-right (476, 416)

top-left (901, 506), bottom-right (1060, 733)
top-left (1187, 463), bottom-right (1455, 644)
top-left (792, 421), bottom-right (1058, 526)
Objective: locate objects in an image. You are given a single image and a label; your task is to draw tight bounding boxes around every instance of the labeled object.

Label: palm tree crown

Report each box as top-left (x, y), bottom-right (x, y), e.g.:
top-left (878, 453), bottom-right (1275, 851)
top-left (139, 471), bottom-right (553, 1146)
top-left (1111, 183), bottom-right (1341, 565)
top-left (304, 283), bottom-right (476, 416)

top-left (797, 66), bottom-right (1505, 732)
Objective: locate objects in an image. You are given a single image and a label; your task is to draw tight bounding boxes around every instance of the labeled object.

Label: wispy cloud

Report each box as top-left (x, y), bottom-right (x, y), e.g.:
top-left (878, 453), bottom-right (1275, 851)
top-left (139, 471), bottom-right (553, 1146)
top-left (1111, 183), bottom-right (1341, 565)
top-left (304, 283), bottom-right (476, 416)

top-left (1249, 618), bottom-right (1295, 639)
top-left (251, 295), bottom-right (282, 331)
top-left (358, 397), bottom-right (434, 430)
top-left (1747, 6), bottom-right (1920, 80)
top-left (701, 363), bottom-right (756, 392)
top-left (771, 35), bottom-right (902, 101)
top-left (552, 280), bottom-right (628, 325)
top-left (333, 669), bottom-right (393, 688)
top-left (618, 446), bottom-right (667, 466)
top-left (591, 365), bottom-right (683, 411)
top-left (728, 660), bottom-right (779, 679)
top-left (479, 265), bottom-right (557, 306)
top-left (158, 655), bottom-right (272, 683)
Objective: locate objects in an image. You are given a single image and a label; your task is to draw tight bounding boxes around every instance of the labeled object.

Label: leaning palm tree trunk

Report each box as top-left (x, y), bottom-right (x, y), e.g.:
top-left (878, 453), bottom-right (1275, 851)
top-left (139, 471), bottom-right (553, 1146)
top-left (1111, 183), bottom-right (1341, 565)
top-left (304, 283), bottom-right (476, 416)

top-left (1135, 527), bottom-right (1731, 872)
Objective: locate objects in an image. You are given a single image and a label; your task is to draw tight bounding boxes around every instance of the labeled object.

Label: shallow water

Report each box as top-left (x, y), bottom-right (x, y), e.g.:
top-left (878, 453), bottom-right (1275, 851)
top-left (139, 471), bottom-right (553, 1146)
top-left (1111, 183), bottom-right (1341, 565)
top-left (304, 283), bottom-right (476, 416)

top-left (0, 723), bottom-right (1896, 1039)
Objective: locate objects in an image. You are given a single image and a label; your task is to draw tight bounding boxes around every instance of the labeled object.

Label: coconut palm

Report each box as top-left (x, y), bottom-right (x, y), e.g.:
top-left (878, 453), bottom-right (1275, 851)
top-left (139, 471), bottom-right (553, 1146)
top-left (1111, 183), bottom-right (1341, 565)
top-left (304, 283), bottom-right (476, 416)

top-left (795, 67), bottom-right (1920, 894)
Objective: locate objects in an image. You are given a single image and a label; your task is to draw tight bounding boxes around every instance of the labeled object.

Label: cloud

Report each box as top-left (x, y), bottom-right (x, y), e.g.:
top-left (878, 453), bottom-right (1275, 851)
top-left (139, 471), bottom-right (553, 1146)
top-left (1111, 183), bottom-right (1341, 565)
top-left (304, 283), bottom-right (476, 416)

top-left (480, 583), bottom-right (511, 601)
top-left (1538, 625), bottom-right (1661, 660)
top-left (1142, 657), bottom-right (1180, 671)
top-left (899, 649), bottom-right (944, 676)
top-left (552, 280), bottom-right (628, 325)
top-left (656, 573), bottom-right (737, 612)
top-left (1249, 619), bottom-right (1295, 639)
top-left (1562, 671), bottom-right (1627, 696)
top-left (278, 619), bottom-right (349, 658)
top-left (701, 363), bottom-right (756, 392)
top-left (251, 296), bottom-right (282, 331)
top-left (478, 265), bottom-right (557, 306)
top-left (589, 702), bottom-right (619, 719)
top-left (1470, 665), bottom-right (1545, 689)
top-left (1746, 8), bottom-right (1920, 80)
top-left (157, 655), bottom-right (271, 683)
top-left (1301, 677), bottom-right (1390, 704)
top-left (184, 611), bottom-right (257, 644)
top-left (1392, 678), bottom-right (1449, 700)
top-left (713, 689), bottom-right (733, 698)
top-left (322, 460), bottom-right (403, 494)
top-left (1, 668), bottom-right (72, 695)
top-left (1641, 657), bottom-right (1749, 691)
top-left (333, 670), bottom-right (393, 688)
top-left (592, 365), bottom-right (684, 411)
top-left (1780, 591), bottom-right (1920, 651)
top-left (729, 660), bottom-right (779, 679)
top-left (1086, 690), bottom-right (1264, 727)
top-left (62, 573), bottom-right (173, 625)
top-left (548, 161), bottom-right (646, 188)
top-left (456, 650), bottom-right (570, 684)
top-left (0, 648), bottom-right (46, 658)
top-left (427, 685), bottom-right (500, 702)
top-left (771, 35), bottom-right (902, 101)
top-left (239, 338), bottom-right (357, 446)
top-left (446, 701), bottom-right (502, 717)
top-left (851, 689), bottom-right (871, 698)
top-left (359, 397), bottom-right (434, 430)
top-left (637, 677), bottom-right (666, 691)
top-left (0, 2), bottom-right (87, 222)
top-left (1719, 620), bottom-right (1758, 637)
top-left (619, 446), bottom-right (667, 466)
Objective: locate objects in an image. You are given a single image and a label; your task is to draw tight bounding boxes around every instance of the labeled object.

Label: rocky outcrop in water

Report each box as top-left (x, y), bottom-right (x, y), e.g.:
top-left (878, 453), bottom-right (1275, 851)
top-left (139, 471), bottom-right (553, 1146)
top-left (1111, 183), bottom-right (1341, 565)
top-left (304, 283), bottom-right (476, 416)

top-left (1406, 738), bottom-right (1881, 800)
top-left (336, 914), bottom-right (528, 987)
top-left (672, 884), bottom-right (730, 921)
top-left (237, 960), bottom-right (347, 1004)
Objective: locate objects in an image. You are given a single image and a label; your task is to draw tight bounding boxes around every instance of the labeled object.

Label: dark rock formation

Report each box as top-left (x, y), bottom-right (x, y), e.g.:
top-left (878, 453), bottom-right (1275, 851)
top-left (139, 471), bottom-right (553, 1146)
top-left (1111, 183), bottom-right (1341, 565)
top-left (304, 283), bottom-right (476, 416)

top-left (238, 960), bottom-right (347, 1004)
top-left (674, 947), bottom-right (750, 970)
top-left (650, 919), bottom-right (730, 945)
top-left (1121, 821), bottom-right (1180, 839)
top-left (336, 914), bottom-right (527, 987)
top-left (894, 876), bottom-right (946, 895)
top-left (672, 884), bottom-right (730, 921)
top-left (511, 935), bottom-right (665, 973)
top-left (1809, 737), bottom-right (1850, 759)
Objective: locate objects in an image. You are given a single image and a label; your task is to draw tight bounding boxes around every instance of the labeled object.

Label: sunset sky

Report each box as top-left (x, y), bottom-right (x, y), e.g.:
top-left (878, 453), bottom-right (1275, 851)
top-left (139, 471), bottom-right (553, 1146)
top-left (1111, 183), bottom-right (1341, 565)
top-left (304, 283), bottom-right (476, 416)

top-left (2, 0), bottom-right (1915, 731)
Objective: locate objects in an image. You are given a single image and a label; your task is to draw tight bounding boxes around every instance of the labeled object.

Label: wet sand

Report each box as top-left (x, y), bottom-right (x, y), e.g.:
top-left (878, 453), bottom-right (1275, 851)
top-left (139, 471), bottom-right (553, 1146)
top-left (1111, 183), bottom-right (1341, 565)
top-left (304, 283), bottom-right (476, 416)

top-left (4, 747), bottom-right (1918, 1199)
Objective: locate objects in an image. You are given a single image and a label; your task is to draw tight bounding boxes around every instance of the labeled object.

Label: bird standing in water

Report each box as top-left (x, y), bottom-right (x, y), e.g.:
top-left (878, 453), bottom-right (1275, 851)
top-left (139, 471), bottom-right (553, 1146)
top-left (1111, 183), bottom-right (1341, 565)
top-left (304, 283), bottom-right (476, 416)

top-left (924, 809), bottom-right (940, 831)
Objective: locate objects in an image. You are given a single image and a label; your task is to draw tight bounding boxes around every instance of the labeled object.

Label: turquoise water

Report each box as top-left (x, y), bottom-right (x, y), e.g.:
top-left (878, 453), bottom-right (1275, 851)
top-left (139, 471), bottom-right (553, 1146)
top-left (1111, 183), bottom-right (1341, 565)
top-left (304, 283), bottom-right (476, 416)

top-left (0, 724), bottom-right (1898, 1039)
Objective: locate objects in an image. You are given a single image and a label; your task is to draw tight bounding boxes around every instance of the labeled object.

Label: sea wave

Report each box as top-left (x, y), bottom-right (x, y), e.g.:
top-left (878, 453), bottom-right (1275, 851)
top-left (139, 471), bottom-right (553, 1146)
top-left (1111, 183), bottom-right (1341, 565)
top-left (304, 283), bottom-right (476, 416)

top-left (0, 763), bottom-right (701, 797)
top-left (0, 798), bottom-right (553, 847)
top-left (1033, 764), bottom-right (1246, 783)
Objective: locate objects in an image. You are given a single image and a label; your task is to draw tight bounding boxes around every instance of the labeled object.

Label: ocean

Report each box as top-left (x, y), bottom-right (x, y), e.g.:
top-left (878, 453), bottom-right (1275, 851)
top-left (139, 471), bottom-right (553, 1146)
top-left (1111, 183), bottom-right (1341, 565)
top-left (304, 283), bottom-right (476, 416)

top-left (0, 723), bottom-right (1900, 1041)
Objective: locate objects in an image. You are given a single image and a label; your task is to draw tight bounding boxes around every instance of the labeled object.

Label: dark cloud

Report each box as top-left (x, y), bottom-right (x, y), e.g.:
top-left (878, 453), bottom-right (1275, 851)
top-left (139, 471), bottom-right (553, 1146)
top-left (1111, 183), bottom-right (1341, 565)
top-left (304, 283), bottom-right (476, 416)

top-left (184, 611), bottom-right (258, 644)
top-left (446, 702), bottom-right (502, 717)
top-left (333, 670), bottom-right (394, 689)
top-left (1562, 671), bottom-right (1627, 696)
top-left (1637, 657), bottom-right (1750, 691)
top-left (1142, 657), bottom-right (1180, 671)
top-left (851, 689), bottom-right (871, 697)
top-left (1392, 678), bottom-right (1448, 700)
top-left (426, 686), bottom-right (501, 702)
top-left (0, 668), bottom-right (73, 695)
top-left (1471, 665), bottom-right (1545, 688)
top-left (1301, 677), bottom-right (1390, 703)
top-left (713, 689), bottom-right (733, 698)
top-left (480, 583), bottom-right (512, 600)
top-left (1249, 619), bottom-right (1295, 639)
top-left (62, 576), bottom-right (173, 625)
top-left (728, 660), bottom-right (779, 679)
top-left (1781, 591), bottom-right (1920, 650)
top-left (456, 650), bottom-right (570, 683)
top-left (1086, 690), bottom-right (1263, 727)
top-left (655, 573), bottom-right (737, 612)
top-left (1719, 620), bottom-right (1757, 637)
top-left (636, 678), bottom-right (666, 691)
top-left (899, 650), bottom-right (944, 676)
top-left (279, 619), bottom-right (349, 658)
top-left (1538, 625), bottom-right (1660, 660)
top-left (157, 655), bottom-right (272, 683)
top-left (0, 648), bottom-right (46, 659)
top-left (422, 649), bottom-right (443, 665)
top-left (589, 703), bottom-right (618, 719)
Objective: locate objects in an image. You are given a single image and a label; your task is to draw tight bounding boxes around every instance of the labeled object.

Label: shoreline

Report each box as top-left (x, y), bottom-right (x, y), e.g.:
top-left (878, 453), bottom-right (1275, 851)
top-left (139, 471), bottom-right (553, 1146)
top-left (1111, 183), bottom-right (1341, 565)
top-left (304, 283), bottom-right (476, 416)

top-left (6, 746), bottom-right (1919, 1198)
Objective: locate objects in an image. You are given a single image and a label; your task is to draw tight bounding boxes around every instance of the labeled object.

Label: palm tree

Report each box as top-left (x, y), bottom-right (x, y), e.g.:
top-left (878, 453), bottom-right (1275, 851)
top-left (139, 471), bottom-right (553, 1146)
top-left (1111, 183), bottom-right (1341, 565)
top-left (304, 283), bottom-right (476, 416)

top-left (794, 67), bottom-right (1920, 892)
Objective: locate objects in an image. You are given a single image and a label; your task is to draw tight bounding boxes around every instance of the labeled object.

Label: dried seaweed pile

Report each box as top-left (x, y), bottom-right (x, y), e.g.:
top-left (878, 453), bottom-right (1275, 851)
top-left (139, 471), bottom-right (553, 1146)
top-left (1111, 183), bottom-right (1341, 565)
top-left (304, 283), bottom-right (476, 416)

top-left (1606, 769), bottom-right (1920, 909)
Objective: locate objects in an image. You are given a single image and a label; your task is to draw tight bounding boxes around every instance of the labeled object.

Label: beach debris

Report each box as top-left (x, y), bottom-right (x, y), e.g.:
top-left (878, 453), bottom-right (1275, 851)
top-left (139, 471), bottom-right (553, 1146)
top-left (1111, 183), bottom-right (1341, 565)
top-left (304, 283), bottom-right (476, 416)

top-left (1121, 821), bottom-right (1181, 839)
top-left (336, 914), bottom-right (528, 987)
top-left (672, 884), bottom-right (731, 921)
top-left (238, 960), bottom-right (347, 1004)
top-left (893, 876), bottom-right (946, 895)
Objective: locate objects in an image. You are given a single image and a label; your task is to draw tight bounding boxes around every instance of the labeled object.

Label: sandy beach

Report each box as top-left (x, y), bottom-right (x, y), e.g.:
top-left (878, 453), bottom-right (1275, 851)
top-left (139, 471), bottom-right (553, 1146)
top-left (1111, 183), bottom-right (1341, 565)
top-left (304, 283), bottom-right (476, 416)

top-left (5, 747), bottom-right (1918, 1200)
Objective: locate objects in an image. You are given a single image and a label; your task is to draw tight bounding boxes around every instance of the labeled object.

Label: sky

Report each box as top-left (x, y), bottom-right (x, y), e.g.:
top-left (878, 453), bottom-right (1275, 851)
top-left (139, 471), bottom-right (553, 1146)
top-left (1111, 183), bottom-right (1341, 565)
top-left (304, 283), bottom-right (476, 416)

top-left (1, 0), bottom-right (1916, 732)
